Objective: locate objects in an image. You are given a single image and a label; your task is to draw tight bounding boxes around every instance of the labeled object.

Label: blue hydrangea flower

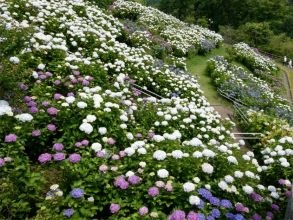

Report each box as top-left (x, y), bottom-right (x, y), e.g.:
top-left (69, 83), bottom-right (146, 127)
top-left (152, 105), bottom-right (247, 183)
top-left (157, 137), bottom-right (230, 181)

top-left (207, 215), bottom-right (215, 220)
top-left (221, 199), bottom-right (233, 209)
top-left (225, 213), bottom-right (234, 219)
top-left (70, 188), bottom-right (84, 199)
top-left (197, 199), bottom-right (205, 209)
top-left (211, 209), bottom-right (221, 218)
top-left (63, 208), bottom-right (74, 217)
top-left (198, 213), bottom-right (206, 220)
top-left (234, 214), bottom-right (245, 220)
top-left (209, 197), bottom-right (220, 206)
top-left (198, 188), bottom-right (213, 200)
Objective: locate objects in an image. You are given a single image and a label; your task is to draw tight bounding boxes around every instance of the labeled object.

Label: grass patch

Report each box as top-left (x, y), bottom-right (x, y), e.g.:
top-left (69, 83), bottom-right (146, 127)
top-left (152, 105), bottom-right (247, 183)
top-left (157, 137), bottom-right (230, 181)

top-left (186, 45), bottom-right (232, 107)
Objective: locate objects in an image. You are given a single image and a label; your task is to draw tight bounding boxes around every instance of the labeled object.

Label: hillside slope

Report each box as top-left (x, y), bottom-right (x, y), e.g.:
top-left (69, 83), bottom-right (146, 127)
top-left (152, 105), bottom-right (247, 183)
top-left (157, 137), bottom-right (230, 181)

top-left (0, 0), bottom-right (292, 219)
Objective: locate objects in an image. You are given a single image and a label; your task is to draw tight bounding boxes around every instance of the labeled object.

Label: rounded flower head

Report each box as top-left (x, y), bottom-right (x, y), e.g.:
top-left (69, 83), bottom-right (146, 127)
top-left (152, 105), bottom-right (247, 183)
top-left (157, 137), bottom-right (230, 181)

top-left (187, 211), bottom-right (199, 220)
top-left (139, 206), bottom-right (149, 216)
top-left (169, 210), bottom-right (186, 220)
top-left (38, 153), bottom-right (52, 163)
top-left (70, 188), bottom-right (84, 199)
top-left (53, 153), bottom-right (65, 161)
top-left (4, 134), bottom-right (17, 143)
top-left (32, 130), bottom-right (41, 137)
top-left (128, 175), bottom-right (141, 185)
top-left (53, 143), bottom-right (64, 151)
top-left (63, 208), bottom-right (74, 218)
top-left (0, 158), bottom-right (5, 167)
top-left (183, 182), bottom-right (195, 192)
top-left (157, 169), bottom-right (169, 178)
top-left (110, 203), bottom-right (120, 214)
top-left (201, 163), bottom-right (214, 174)
top-left (47, 124), bottom-right (57, 131)
top-left (153, 150), bottom-right (167, 160)
top-left (68, 153), bottom-right (81, 163)
top-left (148, 186), bottom-right (159, 197)
top-left (114, 176), bottom-right (129, 189)
top-left (47, 107), bottom-right (58, 116)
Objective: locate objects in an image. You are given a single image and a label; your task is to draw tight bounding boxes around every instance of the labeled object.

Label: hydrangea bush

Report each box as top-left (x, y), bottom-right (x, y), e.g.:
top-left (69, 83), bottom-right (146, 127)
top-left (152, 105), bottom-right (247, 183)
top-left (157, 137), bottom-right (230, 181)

top-left (112, 0), bottom-right (223, 56)
top-left (0, 0), bottom-right (292, 219)
top-left (207, 56), bottom-right (293, 124)
top-left (230, 43), bottom-right (279, 82)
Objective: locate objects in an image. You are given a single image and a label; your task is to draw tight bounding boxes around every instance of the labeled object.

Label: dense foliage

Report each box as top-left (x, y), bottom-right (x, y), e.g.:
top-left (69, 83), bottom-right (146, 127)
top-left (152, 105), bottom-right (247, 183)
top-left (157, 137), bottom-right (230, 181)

top-left (148, 0), bottom-right (293, 57)
top-left (0, 0), bottom-right (292, 219)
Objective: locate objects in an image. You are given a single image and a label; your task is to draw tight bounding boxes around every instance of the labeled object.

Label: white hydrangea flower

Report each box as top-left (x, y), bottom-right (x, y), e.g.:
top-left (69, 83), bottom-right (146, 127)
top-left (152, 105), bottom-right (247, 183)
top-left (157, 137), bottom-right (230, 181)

top-left (201, 163), bottom-right (214, 174)
top-left (91, 143), bottom-right (102, 152)
top-left (15, 113), bottom-right (33, 122)
top-left (189, 195), bottom-right (200, 205)
top-left (77, 101), bottom-right (87, 109)
top-left (171, 150), bottom-right (184, 159)
top-left (98, 127), bottom-right (107, 135)
top-left (153, 150), bottom-right (167, 160)
top-left (157, 169), bottom-right (169, 178)
top-left (79, 122), bottom-right (93, 134)
top-left (9, 56), bottom-right (20, 64)
top-left (243, 185), bottom-right (253, 194)
top-left (183, 182), bottom-right (195, 192)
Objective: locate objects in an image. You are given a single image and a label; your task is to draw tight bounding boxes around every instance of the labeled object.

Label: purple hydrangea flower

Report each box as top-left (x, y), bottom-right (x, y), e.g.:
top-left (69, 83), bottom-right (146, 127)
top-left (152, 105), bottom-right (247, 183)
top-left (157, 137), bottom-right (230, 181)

top-left (75, 142), bottom-right (82, 147)
top-left (42, 101), bottom-right (50, 107)
top-left (53, 153), bottom-right (65, 161)
top-left (70, 188), bottom-right (84, 198)
top-left (252, 213), bottom-right (261, 220)
top-left (107, 138), bottom-right (116, 145)
top-left (278, 179), bottom-right (286, 185)
top-left (63, 208), bottom-right (74, 217)
top-left (96, 150), bottom-right (105, 158)
top-left (82, 80), bottom-right (89, 86)
top-left (54, 80), bottom-right (61, 85)
top-left (207, 216), bottom-right (215, 220)
top-left (32, 130), bottom-right (41, 137)
top-left (139, 206), bottom-right (149, 216)
top-left (53, 143), bottom-right (64, 151)
top-left (29, 107), bottom-right (38, 113)
top-left (271, 204), bottom-right (279, 211)
top-left (68, 153), bottom-right (81, 163)
top-left (38, 153), bottom-right (52, 163)
top-left (81, 139), bottom-right (89, 146)
top-left (0, 158), bottom-right (5, 167)
top-left (110, 203), bottom-right (120, 214)
top-left (114, 176), bottom-right (129, 190)
top-left (47, 124), bottom-right (57, 131)
top-left (148, 186), bottom-right (159, 197)
top-left (187, 211), bottom-right (199, 220)
top-left (4, 134), bottom-right (17, 143)
top-left (47, 107), bottom-right (58, 116)
top-left (23, 96), bottom-right (32, 102)
top-left (54, 93), bottom-right (62, 100)
top-left (67, 92), bottom-right (74, 97)
top-left (27, 101), bottom-right (37, 107)
top-left (19, 83), bottom-right (28, 91)
top-left (250, 192), bottom-right (263, 202)
top-left (169, 210), bottom-right (186, 220)
top-left (128, 175), bottom-right (141, 185)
